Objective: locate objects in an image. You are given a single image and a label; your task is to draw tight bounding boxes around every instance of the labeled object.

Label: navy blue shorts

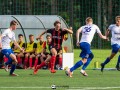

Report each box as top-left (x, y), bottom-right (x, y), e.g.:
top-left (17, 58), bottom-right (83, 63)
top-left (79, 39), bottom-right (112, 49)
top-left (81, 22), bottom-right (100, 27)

top-left (112, 44), bottom-right (120, 53)
top-left (79, 42), bottom-right (92, 59)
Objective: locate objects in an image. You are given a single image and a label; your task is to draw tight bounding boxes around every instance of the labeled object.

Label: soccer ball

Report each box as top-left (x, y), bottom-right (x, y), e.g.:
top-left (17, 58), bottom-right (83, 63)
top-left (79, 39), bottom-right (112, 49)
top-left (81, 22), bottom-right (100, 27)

top-left (51, 84), bottom-right (56, 89)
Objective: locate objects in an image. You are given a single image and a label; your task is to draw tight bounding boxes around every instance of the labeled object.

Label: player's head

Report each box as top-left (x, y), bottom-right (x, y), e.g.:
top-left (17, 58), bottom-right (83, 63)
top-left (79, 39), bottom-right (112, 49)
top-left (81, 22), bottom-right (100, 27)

top-left (115, 16), bottom-right (120, 26)
top-left (18, 34), bottom-right (24, 42)
top-left (29, 34), bottom-right (34, 42)
top-left (54, 20), bottom-right (61, 30)
top-left (10, 20), bottom-right (18, 30)
top-left (85, 17), bottom-right (93, 24)
top-left (39, 36), bottom-right (44, 42)
top-left (46, 35), bottom-right (51, 43)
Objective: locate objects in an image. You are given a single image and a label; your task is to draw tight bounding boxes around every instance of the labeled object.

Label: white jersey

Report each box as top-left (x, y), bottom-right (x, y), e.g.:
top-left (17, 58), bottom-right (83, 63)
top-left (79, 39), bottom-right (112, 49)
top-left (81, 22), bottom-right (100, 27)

top-left (108, 24), bottom-right (120, 45)
top-left (1, 28), bottom-right (16, 49)
top-left (80, 24), bottom-right (101, 44)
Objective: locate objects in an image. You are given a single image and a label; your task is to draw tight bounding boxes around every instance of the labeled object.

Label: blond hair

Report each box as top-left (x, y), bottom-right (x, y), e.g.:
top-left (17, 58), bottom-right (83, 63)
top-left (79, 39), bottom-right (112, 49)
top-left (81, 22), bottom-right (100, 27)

top-left (115, 16), bottom-right (120, 21)
top-left (85, 17), bottom-right (93, 23)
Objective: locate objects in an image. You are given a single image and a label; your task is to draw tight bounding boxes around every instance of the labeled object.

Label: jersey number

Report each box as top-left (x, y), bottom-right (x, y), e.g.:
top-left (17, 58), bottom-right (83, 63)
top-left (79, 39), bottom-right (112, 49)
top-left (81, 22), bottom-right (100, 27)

top-left (84, 27), bottom-right (91, 33)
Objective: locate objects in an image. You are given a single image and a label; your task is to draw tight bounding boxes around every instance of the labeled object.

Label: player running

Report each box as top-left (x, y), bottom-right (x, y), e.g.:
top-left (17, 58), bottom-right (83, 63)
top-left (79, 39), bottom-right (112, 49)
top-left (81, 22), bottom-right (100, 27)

top-left (1, 20), bottom-right (24, 76)
top-left (65, 17), bottom-right (107, 77)
top-left (36, 20), bottom-right (73, 73)
top-left (101, 16), bottom-right (120, 72)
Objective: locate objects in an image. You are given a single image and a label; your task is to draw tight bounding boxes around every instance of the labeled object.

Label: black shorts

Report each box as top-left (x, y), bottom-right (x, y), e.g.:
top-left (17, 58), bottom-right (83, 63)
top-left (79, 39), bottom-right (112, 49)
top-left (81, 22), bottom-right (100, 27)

top-left (49, 45), bottom-right (62, 53)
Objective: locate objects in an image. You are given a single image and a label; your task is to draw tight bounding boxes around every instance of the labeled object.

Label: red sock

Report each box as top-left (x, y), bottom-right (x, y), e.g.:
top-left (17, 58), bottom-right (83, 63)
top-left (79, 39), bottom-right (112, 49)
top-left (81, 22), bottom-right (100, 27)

top-left (29, 58), bottom-right (33, 67)
top-left (59, 57), bottom-right (62, 67)
top-left (24, 57), bottom-right (28, 67)
top-left (37, 61), bottom-right (46, 69)
top-left (17, 57), bottom-right (22, 64)
top-left (34, 58), bottom-right (38, 67)
top-left (4, 56), bottom-right (8, 62)
top-left (51, 56), bottom-right (56, 70)
top-left (48, 60), bottom-right (51, 69)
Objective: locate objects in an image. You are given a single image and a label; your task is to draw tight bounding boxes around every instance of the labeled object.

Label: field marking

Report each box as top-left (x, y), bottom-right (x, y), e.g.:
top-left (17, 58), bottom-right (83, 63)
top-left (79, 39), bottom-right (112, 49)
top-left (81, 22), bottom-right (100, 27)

top-left (67, 86), bottom-right (120, 90)
top-left (0, 86), bottom-right (120, 90)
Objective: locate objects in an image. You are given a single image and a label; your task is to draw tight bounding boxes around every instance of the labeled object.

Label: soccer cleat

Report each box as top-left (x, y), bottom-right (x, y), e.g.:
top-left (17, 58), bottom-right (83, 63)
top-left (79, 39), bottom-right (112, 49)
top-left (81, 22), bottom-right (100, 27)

top-left (50, 69), bottom-right (56, 73)
top-left (116, 67), bottom-right (120, 71)
top-left (4, 63), bottom-right (9, 72)
top-left (101, 63), bottom-right (105, 72)
top-left (33, 67), bottom-right (38, 75)
top-left (64, 67), bottom-right (72, 77)
top-left (9, 73), bottom-right (19, 76)
top-left (80, 69), bottom-right (88, 76)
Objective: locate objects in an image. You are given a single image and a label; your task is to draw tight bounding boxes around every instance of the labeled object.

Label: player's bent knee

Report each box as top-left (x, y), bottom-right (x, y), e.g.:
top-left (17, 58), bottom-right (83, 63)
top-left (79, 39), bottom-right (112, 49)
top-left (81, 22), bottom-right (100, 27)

top-left (89, 53), bottom-right (94, 59)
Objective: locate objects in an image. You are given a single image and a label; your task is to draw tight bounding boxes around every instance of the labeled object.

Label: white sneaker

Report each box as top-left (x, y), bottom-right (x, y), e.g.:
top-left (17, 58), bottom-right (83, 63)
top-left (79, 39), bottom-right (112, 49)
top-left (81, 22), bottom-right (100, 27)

top-left (80, 69), bottom-right (88, 76)
top-left (4, 63), bottom-right (9, 72)
top-left (64, 67), bottom-right (73, 77)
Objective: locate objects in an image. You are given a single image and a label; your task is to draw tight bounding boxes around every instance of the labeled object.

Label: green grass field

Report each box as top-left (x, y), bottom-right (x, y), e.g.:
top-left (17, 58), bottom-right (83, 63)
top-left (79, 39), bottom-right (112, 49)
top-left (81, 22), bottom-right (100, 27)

top-left (0, 49), bottom-right (120, 90)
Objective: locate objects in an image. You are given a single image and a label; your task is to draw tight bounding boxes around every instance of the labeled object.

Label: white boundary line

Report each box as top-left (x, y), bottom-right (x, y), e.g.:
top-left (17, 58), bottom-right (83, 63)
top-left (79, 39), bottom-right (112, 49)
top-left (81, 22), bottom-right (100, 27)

top-left (0, 86), bottom-right (120, 90)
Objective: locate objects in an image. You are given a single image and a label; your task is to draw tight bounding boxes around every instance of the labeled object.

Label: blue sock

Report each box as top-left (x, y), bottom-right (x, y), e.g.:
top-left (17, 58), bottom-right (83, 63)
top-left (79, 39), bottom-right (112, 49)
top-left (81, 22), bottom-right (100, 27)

top-left (116, 55), bottom-right (120, 67)
top-left (10, 64), bottom-right (16, 74)
top-left (82, 58), bottom-right (91, 70)
top-left (103, 57), bottom-right (110, 65)
top-left (70, 60), bottom-right (83, 72)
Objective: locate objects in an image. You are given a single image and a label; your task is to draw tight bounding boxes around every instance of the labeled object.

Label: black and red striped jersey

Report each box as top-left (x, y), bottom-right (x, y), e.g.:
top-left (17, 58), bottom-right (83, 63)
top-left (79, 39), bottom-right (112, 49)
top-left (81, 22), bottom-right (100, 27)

top-left (47, 28), bottom-right (67, 49)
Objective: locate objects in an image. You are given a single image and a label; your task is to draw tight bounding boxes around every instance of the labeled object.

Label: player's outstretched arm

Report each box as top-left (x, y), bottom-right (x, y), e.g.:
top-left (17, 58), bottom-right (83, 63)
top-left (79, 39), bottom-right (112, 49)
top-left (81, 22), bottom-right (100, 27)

top-left (36, 30), bottom-right (47, 40)
top-left (76, 27), bottom-right (82, 46)
top-left (98, 33), bottom-right (107, 40)
top-left (63, 27), bottom-right (73, 34)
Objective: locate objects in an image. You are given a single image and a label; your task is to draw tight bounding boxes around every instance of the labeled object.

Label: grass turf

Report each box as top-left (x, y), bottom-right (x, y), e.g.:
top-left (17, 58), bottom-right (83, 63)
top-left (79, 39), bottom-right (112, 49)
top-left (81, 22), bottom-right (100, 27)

top-left (0, 49), bottom-right (120, 90)
top-left (0, 69), bottom-right (120, 90)
top-left (74, 49), bottom-right (119, 69)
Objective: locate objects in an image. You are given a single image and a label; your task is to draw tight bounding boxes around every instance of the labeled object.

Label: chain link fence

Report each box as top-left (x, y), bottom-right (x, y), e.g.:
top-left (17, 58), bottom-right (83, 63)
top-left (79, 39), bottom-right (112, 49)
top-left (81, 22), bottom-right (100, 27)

top-left (0, 0), bottom-right (120, 49)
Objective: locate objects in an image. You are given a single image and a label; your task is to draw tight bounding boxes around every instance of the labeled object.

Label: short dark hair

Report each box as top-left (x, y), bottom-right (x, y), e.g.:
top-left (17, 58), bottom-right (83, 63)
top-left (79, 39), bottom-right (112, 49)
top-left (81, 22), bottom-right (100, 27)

top-left (10, 20), bottom-right (18, 26)
top-left (54, 20), bottom-right (61, 26)
top-left (46, 35), bottom-right (51, 39)
top-left (29, 34), bottom-right (34, 37)
top-left (18, 34), bottom-right (23, 37)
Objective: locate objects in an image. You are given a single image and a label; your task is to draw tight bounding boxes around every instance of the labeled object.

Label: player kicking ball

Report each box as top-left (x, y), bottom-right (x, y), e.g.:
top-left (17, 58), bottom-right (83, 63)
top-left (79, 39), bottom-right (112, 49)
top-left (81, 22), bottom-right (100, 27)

top-left (65, 17), bottom-right (107, 77)
top-left (0, 20), bottom-right (24, 76)
top-left (101, 16), bottom-right (120, 72)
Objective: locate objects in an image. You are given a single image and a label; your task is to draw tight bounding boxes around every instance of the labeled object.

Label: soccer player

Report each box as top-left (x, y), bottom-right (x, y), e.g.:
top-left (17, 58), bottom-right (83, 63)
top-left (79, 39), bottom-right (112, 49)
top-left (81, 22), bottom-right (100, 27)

top-left (101, 16), bottom-right (120, 72)
top-left (12, 34), bottom-right (25, 68)
top-left (24, 34), bottom-right (37, 69)
top-left (65, 17), bottom-right (107, 77)
top-left (33, 35), bottom-right (52, 74)
top-left (36, 20), bottom-right (73, 73)
top-left (0, 20), bottom-right (24, 76)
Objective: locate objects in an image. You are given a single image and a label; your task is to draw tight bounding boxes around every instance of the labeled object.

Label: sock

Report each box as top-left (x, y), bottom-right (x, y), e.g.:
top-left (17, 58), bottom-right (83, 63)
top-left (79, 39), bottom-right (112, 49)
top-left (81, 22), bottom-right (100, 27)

top-left (48, 60), bottom-right (51, 69)
top-left (37, 61), bottom-right (46, 69)
top-left (24, 57), bottom-right (28, 67)
top-left (29, 58), bottom-right (32, 67)
top-left (10, 64), bottom-right (16, 74)
top-left (4, 56), bottom-right (8, 62)
top-left (51, 56), bottom-right (56, 70)
top-left (82, 57), bottom-right (92, 70)
top-left (70, 60), bottom-right (83, 72)
top-left (116, 55), bottom-right (120, 68)
top-left (59, 57), bottom-right (62, 67)
top-left (103, 57), bottom-right (110, 65)
top-left (17, 57), bottom-right (22, 65)
top-left (34, 58), bottom-right (38, 67)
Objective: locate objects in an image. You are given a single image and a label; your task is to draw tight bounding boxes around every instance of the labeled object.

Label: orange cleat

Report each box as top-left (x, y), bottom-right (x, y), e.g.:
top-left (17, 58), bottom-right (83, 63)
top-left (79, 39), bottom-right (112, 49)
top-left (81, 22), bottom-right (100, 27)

top-left (50, 69), bottom-right (56, 73)
top-left (33, 67), bottom-right (38, 75)
top-left (9, 73), bottom-right (19, 76)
